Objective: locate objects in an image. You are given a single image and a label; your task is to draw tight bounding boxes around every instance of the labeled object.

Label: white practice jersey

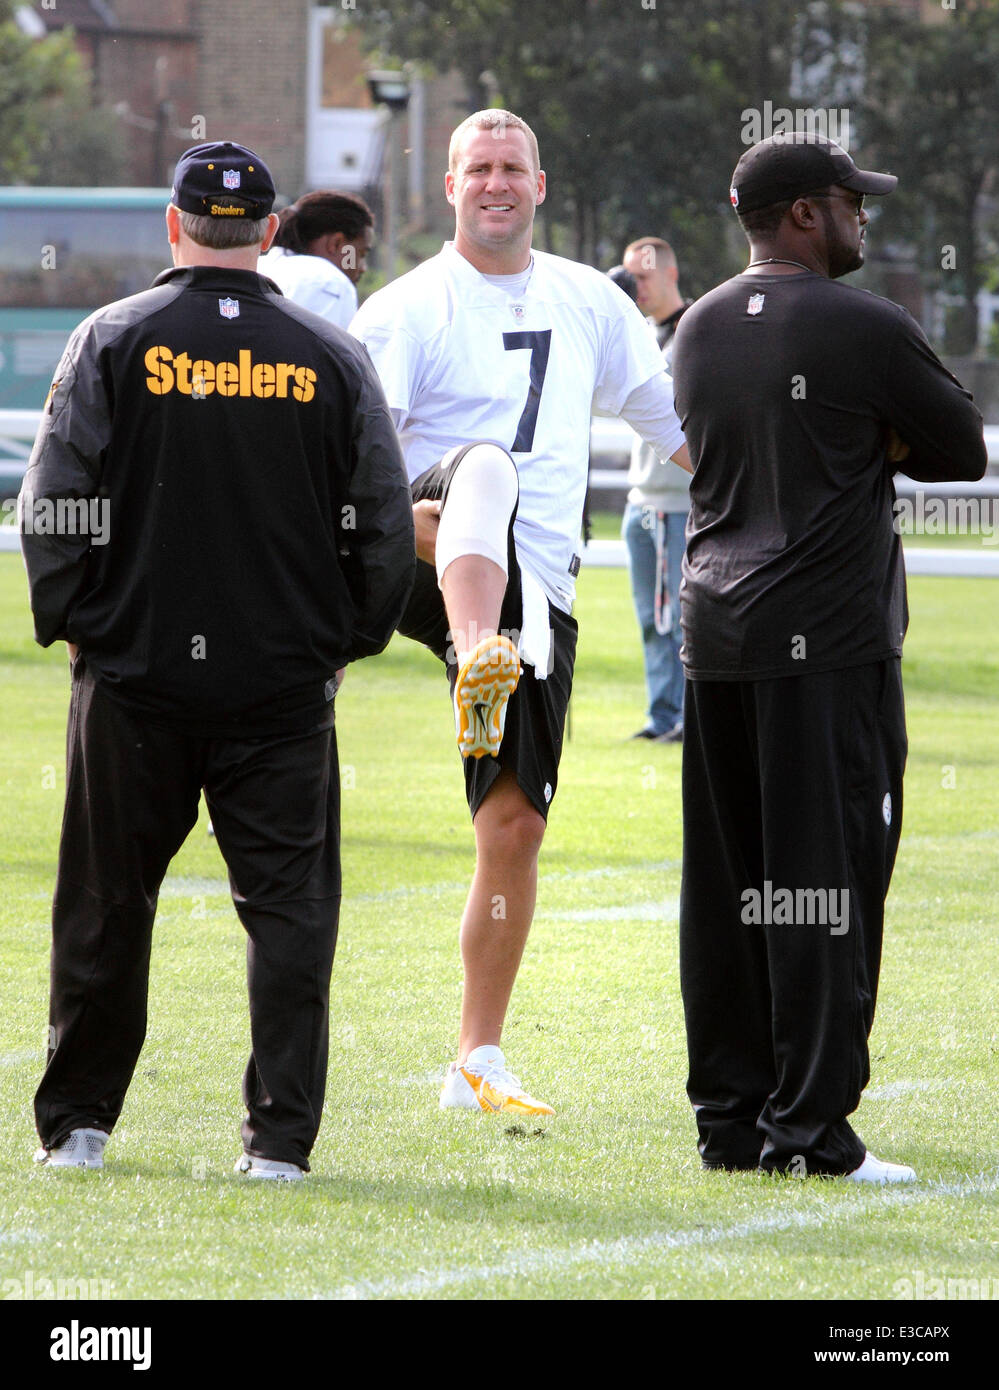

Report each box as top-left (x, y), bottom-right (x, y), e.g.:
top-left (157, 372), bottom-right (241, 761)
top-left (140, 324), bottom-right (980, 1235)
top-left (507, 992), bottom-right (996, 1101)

top-left (258, 248), bottom-right (358, 330)
top-left (350, 242), bottom-right (683, 610)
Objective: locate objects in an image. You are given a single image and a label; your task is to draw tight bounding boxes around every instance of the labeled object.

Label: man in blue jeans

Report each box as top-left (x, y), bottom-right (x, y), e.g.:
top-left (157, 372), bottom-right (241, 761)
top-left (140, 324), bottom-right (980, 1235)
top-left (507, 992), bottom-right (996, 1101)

top-left (620, 236), bottom-right (692, 742)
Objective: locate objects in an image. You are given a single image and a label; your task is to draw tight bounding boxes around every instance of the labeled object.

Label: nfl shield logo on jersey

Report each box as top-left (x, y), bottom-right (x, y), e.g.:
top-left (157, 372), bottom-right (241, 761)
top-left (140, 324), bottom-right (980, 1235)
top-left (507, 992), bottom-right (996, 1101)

top-left (747, 293), bottom-right (765, 316)
top-left (218, 297), bottom-right (240, 320)
top-left (222, 169), bottom-right (241, 190)
top-left (511, 303), bottom-right (526, 323)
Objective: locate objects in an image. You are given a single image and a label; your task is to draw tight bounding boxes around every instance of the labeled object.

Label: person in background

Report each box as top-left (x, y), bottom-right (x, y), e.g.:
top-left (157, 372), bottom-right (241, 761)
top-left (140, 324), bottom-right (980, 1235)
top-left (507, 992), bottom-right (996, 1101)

top-left (620, 236), bottom-right (693, 743)
top-left (605, 264), bottom-right (638, 303)
top-left (259, 190), bottom-right (374, 329)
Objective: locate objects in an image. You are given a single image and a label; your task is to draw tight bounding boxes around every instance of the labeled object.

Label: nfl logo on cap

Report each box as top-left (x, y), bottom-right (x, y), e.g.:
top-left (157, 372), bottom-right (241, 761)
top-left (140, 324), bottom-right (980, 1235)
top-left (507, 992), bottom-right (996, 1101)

top-left (219, 297), bottom-right (240, 319)
top-left (222, 169), bottom-right (241, 190)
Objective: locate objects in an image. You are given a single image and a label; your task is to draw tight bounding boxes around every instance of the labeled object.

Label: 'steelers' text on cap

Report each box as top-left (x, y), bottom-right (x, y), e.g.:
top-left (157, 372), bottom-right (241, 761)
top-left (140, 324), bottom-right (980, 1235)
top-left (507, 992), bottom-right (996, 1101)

top-left (171, 141), bottom-right (276, 219)
top-left (730, 133), bottom-right (897, 215)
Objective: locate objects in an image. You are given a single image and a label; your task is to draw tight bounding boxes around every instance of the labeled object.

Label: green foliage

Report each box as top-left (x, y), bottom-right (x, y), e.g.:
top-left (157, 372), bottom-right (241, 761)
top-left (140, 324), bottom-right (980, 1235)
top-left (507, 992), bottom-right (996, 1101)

top-left (0, 18), bottom-right (126, 185)
top-left (361, 1), bottom-right (852, 293)
top-left (362, 0), bottom-right (999, 330)
top-left (37, 100), bottom-right (128, 187)
top-left (0, 21), bottom-right (83, 181)
top-left (859, 0), bottom-right (999, 355)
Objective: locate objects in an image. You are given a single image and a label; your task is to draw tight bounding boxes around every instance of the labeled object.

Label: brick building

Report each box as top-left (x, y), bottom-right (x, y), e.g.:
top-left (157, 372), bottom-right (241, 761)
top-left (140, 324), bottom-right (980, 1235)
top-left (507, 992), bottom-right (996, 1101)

top-left (29, 0), bottom-right (310, 194)
top-left (27, 0), bottom-right (466, 248)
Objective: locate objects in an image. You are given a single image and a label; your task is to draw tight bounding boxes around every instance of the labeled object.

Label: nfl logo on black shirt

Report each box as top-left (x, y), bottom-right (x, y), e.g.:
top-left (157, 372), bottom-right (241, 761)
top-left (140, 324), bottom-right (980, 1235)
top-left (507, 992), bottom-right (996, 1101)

top-left (219, 297), bottom-right (240, 320)
top-left (747, 293), bottom-right (765, 316)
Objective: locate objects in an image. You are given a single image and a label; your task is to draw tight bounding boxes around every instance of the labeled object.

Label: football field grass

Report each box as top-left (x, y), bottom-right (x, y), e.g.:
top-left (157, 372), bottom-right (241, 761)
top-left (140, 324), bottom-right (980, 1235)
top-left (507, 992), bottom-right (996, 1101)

top-left (0, 550), bottom-right (996, 1303)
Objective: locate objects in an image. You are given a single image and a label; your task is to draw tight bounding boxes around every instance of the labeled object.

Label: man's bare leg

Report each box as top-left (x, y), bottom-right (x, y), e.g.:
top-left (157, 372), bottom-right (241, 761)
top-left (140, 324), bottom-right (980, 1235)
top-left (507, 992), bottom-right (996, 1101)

top-left (431, 450), bottom-right (543, 1070)
top-left (441, 555), bottom-right (506, 663)
top-left (457, 768), bottom-right (546, 1063)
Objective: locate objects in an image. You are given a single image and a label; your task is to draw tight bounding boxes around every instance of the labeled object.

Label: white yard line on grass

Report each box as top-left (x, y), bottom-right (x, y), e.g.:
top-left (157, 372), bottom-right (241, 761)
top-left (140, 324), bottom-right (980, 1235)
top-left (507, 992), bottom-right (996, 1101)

top-left (0, 1049), bottom-right (44, 1066)
top-left (865, 1080), bottom-right (945, 1101)
top-left (0, 1228), bottom-right (43, 1248)
top-left (324, 1172), bottom-right (999, 1300)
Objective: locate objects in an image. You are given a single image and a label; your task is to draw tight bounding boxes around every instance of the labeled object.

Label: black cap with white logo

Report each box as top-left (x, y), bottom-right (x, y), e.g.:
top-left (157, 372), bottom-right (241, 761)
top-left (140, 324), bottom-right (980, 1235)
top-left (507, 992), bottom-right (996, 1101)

top-left (171, 141), bottom-right (276, 219)
top-left (730, 133), bottom-right (897, 215)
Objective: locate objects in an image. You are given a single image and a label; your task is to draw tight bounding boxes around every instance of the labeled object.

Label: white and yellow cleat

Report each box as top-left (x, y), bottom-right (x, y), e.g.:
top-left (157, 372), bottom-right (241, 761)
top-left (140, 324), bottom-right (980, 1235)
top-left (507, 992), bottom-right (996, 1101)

top-left (453, 634), bottom-right (521, 759)
top-left (439, 1045), bottom-right (554, 1116)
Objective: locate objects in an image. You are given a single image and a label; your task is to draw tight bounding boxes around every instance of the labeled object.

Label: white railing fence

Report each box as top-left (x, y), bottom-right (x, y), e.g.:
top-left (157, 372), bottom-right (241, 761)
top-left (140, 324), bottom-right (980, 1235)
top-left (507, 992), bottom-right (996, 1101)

top-left (4, 412), bottom-right (999, 575)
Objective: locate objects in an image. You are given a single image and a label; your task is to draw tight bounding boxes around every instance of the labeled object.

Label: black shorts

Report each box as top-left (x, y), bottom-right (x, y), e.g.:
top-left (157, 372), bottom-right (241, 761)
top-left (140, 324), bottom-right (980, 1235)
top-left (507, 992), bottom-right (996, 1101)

top-left (399, 446), bottom-right (578, 821)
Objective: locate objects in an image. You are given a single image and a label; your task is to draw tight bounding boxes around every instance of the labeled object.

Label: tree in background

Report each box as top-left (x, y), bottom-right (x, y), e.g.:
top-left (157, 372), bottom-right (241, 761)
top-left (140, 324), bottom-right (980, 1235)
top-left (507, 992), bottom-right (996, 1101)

top-left (0, 2), bottom-right (126, 185)
top-left (363, 0), bottom-right (859, 296)
top-left (859, 0), bottom-right (999, 355)
top-left (363, 0), bottom-right (998, 351)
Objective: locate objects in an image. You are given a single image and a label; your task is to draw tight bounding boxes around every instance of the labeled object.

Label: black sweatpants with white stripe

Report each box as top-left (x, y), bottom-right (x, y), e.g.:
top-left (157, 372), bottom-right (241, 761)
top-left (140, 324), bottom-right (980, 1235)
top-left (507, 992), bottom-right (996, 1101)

top-left (34, 657), bottom-right (341, 1170)
top-left (679, 660), bottom-right (907, 1175)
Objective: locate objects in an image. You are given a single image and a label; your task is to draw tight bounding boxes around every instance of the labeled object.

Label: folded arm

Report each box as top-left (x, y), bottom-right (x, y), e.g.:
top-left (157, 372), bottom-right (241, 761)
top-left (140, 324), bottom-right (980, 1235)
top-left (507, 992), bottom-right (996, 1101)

top-left (885, 315), bottom-right (987, 483)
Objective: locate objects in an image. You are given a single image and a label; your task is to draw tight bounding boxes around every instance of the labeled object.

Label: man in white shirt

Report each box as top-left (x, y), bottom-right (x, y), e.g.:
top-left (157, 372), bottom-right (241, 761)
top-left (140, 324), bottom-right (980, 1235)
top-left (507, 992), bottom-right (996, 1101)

top-left (260, 191), bottom-right (373, 330)
top-left (620, 236), bottom-right (693, 744)
top-left (351, 110), bottom-right (689, 1114)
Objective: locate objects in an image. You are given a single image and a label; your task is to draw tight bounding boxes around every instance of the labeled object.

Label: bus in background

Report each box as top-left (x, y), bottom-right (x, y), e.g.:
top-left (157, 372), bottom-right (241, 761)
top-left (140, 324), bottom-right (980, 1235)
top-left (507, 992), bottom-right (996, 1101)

top-left (0, 187), bottom-right (172, 413)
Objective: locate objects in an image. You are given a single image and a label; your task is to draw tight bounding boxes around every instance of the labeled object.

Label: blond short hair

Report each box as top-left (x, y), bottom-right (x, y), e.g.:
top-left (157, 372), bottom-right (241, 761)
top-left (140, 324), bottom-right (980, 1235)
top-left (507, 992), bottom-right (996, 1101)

top-left (448, 109), bottom-right (541, 174)
top-left (623, 237), bottom-right (677, 273)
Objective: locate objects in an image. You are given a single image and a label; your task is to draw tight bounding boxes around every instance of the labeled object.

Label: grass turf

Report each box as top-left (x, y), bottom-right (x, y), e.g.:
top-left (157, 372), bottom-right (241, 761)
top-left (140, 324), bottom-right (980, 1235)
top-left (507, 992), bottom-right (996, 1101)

top-left (0, 552), bottom-right (996, 1302)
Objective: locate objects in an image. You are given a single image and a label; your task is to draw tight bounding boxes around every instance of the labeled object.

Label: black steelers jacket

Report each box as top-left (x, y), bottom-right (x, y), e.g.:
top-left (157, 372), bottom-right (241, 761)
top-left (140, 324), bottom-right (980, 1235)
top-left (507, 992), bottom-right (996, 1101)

top-left (20, 265), bottom-right (415, 736)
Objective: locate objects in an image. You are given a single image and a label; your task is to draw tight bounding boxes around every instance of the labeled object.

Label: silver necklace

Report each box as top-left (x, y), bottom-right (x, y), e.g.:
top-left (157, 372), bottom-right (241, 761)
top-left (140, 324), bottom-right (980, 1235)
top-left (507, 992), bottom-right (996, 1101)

top-left (747, 257), bottom-right (813, 272)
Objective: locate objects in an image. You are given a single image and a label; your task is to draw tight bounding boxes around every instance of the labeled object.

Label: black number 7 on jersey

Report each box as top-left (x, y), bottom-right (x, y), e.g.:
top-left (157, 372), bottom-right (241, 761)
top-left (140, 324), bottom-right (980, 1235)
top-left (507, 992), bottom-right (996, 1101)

top-left (503, 330), bottom-right (552, 452)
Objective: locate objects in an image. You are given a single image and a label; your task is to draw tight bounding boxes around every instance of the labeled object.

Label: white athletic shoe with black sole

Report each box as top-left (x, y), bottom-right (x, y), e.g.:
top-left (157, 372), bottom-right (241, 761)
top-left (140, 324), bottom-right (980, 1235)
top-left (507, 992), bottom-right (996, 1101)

top-left (844, 1152), bottom-right (917, 1184)
top-left (35, 1127), bottom-right (107, 1170)
top-left (234, 1154), bottom-right (304, 1182)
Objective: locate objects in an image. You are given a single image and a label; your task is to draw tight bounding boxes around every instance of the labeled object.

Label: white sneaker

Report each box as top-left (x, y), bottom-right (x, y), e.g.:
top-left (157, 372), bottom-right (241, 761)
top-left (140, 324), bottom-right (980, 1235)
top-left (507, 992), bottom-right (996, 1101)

top-left (439, 1044), bottom-right (554, 1116)
top-left (35, 1128), bottom-right (107, 1170)
top-left (844, 1151), bottom-right (917, 1184)
top-left (234, 1154), bottom-right (304, 1182)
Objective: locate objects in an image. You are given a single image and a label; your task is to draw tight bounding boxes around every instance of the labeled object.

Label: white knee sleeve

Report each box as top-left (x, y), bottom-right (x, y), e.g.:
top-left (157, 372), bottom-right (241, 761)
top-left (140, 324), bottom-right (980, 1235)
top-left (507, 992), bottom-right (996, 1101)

top-left (435, 443), bottom-right (519, 586)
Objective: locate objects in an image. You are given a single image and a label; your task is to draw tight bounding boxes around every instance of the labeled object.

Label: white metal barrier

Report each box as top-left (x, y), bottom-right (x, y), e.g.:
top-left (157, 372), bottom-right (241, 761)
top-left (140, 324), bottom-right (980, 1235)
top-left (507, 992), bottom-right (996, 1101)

top-left (588, 418), bottom-right (999, 490)
top-left (580, 537), bottom-right (999, 577)
top-left (4, 412), bottom-right (999, 575)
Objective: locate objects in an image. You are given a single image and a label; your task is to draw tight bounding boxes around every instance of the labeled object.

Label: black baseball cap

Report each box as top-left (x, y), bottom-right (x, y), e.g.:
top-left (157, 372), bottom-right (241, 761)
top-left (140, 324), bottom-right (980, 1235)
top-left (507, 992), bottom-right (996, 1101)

top-left (730, 133), bottom-right (897, 215)
top-left (171, 141), bottom-right (276, 219)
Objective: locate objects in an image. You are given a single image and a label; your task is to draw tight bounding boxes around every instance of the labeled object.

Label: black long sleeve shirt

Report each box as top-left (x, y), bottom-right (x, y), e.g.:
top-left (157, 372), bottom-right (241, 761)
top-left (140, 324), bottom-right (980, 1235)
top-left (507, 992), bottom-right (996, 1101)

top-left (671, 270), bottom-right (987, 680)
top-left (20, 265), bottom-right (415, 735)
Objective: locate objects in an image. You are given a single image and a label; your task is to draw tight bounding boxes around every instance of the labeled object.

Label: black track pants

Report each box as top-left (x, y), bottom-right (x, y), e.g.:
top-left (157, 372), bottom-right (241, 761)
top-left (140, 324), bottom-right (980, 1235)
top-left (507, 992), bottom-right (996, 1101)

top-left (679, 661), bottom-right (907, 1175)
top-left (34, 659), bottom-right (341, 1170)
